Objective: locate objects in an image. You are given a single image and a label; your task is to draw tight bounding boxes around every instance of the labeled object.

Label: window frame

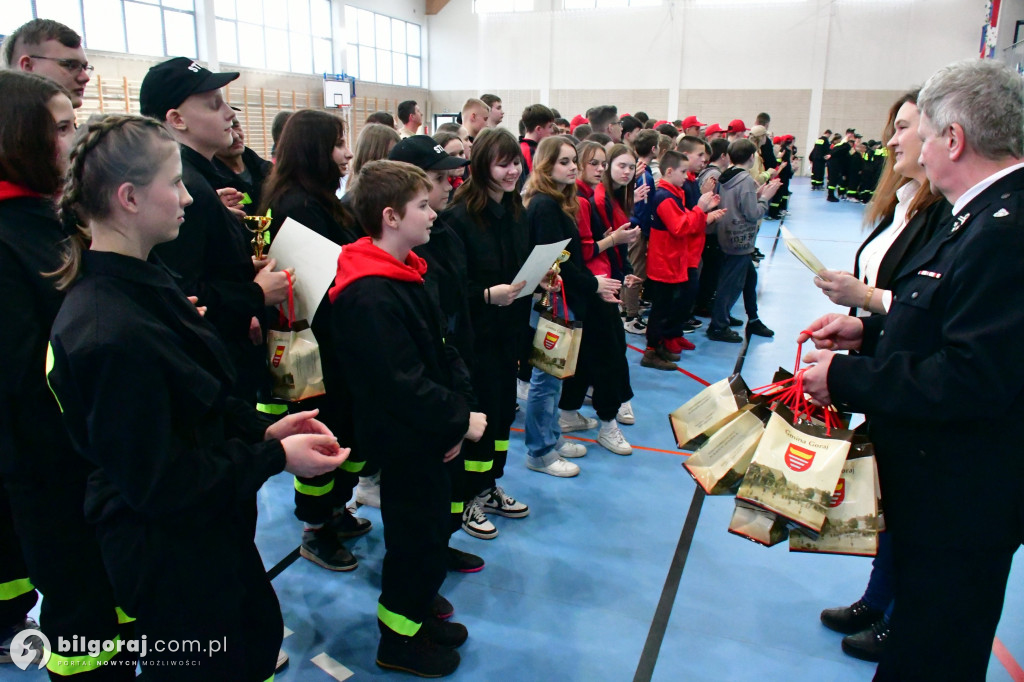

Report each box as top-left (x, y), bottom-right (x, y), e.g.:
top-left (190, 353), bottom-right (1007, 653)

top-left (344, 5), bottom-right (421, 87)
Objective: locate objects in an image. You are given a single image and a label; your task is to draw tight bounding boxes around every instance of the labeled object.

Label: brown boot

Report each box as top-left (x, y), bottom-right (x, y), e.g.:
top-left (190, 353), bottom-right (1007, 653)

top-left (640, 348), bottom-right (678, 371)
top-left (657, 344), bottom-right (681, 362)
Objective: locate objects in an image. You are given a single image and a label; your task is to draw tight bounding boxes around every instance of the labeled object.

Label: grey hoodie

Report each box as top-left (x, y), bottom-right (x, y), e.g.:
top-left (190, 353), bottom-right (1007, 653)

top-left (716, 166), bottom-right (768, 255)
top-left (696, 165), bottom-right (724, 234)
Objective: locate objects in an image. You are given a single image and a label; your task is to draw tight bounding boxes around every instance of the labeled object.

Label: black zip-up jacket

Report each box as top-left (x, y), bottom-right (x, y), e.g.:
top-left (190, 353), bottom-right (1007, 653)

top-left (0, 192), bottom-right (80, 479)
top-left (525, 193), bottom-right (597, 321)
top-left (414, 213), bottom-right (476, 366)
top-left (48, 251), bottom-right (283, 528)
top-left (151, 144), bottom-right (266, 398)
top-left (444, 197), bottom-right (532, 361)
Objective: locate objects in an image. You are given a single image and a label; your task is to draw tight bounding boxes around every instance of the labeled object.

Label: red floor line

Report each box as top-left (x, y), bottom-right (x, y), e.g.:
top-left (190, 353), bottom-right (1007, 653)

top-left (508, 427), bottom-right (689, 457)
top-left (994, 637), bottom-right (1024, 682)
top-left (625, 344), bottom-right (711, 386)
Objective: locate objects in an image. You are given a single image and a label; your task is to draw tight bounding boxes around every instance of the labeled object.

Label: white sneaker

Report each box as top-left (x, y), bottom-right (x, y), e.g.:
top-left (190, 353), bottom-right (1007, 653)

top-left (516, 379), bottom-right (530, 401)
top-left (623, 317), bottom-right (648, 335)
top-left (557, 441), bottom-right (587, 458)
top-left (616, 401), bottom-right (635, 425)
top-left (527, 457), bottom-right (580, 478)
top-left (559, 410), bottom-right (599, 433)
top-left (478, 485), bottom-right (530, 518)
top-left (354, 472), bottom-right (380, 508)
top-left (461, 500), bottom-right (498, 539)
top-left (598, 423), bottom-right (633, 455)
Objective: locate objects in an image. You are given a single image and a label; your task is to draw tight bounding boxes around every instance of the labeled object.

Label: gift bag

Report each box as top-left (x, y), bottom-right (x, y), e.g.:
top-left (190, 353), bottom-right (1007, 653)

top-left (684, 403), bottom-right (771, 495)
top-left (529, 289), bottom-right (582, 379)
top-left (267, 272), bottom-right (326, 402)
top-left (790, 441), bottom-right (883, 556)
top-left (736, 405), bottom-right (853, 534)
top-left (669, 375), bottom-right (750, 451)
top-left (728, 500), bottom-right (789, 547)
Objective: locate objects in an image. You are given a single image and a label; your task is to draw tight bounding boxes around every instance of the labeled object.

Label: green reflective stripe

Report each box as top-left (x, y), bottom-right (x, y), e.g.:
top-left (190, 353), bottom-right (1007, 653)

top-left (378, 603), bottom-right (421, 637)
top-left (464, 460), bottom-right (493, 473)
top-left (45, 343), bottom-right (64, 414)
top-left (46, 634), bottom-right (121, 675)
top-left (340, 459), bottom-right (366, 473)
top-left (256, 402), bottom-right (289, 415)
top-left (494, 440), bottom-right (510, 453)
top-left (115, 607), bottom-right (135, 624)
top-left (0, 577), bottom-right (34, 601)
top-left (815, 139), bottom-right (824, 145)
top-left (294, 478), bottom-right (334, 496)
top-left (264, 676), bottom-right (275, 682)
top-left (240, 192), bottom-right (253, 205)
top-left (451, 501), bottom-right (464, 514)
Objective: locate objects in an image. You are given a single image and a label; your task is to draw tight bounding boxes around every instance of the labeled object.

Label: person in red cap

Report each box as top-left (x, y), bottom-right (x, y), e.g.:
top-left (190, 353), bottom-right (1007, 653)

top-left (725, 119), bottom-right (749, 142)
top-left (705, 123), bottom-right (725, 140)
top-left (570, 114), bottom-right (589, 135)
top-left (681, 115), bottom-right (705, 137)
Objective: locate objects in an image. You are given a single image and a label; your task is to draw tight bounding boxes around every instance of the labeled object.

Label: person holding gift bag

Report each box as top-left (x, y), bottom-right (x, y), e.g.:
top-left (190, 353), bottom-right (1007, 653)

top-left (800, 59), bottom-right (1024, 682)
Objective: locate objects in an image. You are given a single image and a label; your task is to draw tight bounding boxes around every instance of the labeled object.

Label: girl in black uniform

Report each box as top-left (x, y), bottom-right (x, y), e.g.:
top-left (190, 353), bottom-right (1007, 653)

top-left (445, 128), bottom-right (532, 540)
top-left (46, 114), bottom-right (347, 681)
top-left (260, 109), bottom-right (371, 574)
top-left (0, 71), bottom-right (135, 680)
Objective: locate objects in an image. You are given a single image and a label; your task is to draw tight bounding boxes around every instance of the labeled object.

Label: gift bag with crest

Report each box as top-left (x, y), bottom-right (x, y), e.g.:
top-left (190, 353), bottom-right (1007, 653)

top-left (267, 272), bottom-right (326, 401)
top-left (789, 440), bottom-right (883, 556)
top-left (529, 288), bottom-right (582, 379)
top-left (728, 500), bottom-right (790, 547)
top-left (669, 375), bottom-right (751, 451)
top-left (683, 402), bottom-right (772, 495)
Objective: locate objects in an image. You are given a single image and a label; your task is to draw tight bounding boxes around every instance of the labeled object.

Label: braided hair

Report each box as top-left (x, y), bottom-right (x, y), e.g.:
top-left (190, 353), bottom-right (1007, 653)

top-left (53, 115), bottom-right (176, 290)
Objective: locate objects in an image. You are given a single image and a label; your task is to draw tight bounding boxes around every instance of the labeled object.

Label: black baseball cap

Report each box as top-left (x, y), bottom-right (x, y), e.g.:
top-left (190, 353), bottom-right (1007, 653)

top-left (388, 135), bottom-right (470, 171)
top-left (140, 57), bottom-right (239, 119)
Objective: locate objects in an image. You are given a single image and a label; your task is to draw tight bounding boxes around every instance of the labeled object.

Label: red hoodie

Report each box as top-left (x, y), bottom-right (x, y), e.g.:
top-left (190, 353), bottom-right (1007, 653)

top-left (647, 179), bottom-right (706, 284)
top-left (328, 236), bottom-right (427, 302)
top-left (0, 181), bottom-right (43, 201)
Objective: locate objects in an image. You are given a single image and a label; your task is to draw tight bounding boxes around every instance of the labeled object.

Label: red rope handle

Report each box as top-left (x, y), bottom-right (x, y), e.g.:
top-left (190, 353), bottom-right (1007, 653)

top-left (278, 270), bottom-right (295, 330)
top-left (749, 329), bottom-right (838, 434)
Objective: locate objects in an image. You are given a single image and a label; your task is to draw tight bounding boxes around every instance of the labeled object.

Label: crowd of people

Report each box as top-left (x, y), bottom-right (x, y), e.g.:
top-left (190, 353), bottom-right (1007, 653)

top-left (808, 127), bottom-right (887, 203)
top-left (1, 15), bottom-right (1021, 682)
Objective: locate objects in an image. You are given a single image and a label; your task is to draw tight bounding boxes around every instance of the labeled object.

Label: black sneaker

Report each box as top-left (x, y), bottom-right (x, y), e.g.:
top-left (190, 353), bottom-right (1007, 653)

top-left (300, 526), bottom-right (358, 571)
top-left (752, 248), bottom-right (766, 260)
top-left (747, 319), bottom-right (775, 338)
top-left (820, 599), bottom-right (884, 635)
top-left (376, 627), bottom-right (460, 677)
top-left (330, 508), bottom-right (372, 539)
top-left (841, 618), bottom-right (891, 663)
top-left (681, 317), bottom-right (703, 333)
top-left (707, 326), bottom-right (742, 343)
top-left (432, 593), bottom-right (454, 620)
top-left (728, 316), bottom-right (743, 327)
top-left (422, 617), bottom-right (468, 649)
top-left (447, 547), bottom-right (485, 573)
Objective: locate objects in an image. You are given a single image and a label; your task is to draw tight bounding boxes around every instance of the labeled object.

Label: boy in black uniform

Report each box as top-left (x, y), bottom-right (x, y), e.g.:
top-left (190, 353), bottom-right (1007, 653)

top-left (214, 117), bottom-right (273, 216)
top-left (139, 57), bottom-right (292, 403)
top-left (809, 129), bottom-right (831, 190)
top-left (328, 160), bottom-right (486, 677)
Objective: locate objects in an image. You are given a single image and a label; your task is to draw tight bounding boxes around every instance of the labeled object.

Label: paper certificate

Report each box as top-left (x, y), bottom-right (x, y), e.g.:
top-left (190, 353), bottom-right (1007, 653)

top-left (781, 226), bottom-right (827, 276)
top-left (511, 239), bottom-right (572, 299)
top-left (267, 218), bottom-right (343, 322)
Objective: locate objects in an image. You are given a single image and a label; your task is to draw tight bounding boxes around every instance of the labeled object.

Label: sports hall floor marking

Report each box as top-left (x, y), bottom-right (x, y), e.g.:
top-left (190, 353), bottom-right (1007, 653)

top-left (993, 637), bottom-right (1024, 682)
top-left (310, 652), bottom-right (355, 681)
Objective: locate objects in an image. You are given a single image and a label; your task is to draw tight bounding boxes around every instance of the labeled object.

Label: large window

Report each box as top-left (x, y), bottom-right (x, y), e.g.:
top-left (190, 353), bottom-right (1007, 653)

top-left (562, 0), bottom-right (658, 8)
top-left (1, 0), bottom-right (197, 58)
top-left (215, 0), bottom-right (333, 74)
top-left (344, 6), bottom-right (420, 87)
top-left (474, 0), bottom-right (534, 10)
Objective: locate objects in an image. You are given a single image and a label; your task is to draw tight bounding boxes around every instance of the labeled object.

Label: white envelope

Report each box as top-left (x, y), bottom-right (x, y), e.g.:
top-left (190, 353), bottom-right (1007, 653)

top-left (267, 218), bottom-right (343, 322)
top-left (512, 239), bottom-right (572, 299)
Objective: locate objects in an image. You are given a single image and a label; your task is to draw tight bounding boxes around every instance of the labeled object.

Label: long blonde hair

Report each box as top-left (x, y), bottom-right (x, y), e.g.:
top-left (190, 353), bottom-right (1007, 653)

top-left (523, 136), bottom-right (578, 220)
top-left (350, 123), bottom-right (401, 183)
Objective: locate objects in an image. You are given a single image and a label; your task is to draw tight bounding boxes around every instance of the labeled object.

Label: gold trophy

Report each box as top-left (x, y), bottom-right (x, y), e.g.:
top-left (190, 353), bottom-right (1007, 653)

top-left (242, 213), bottom-right (272, 259)
top-left (539, 250), bottom-right (571, 308)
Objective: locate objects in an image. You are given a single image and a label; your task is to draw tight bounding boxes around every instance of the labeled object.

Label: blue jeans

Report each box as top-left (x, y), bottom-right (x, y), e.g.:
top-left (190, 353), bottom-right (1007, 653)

top-left (524, 368), bottom-right (564, 467)
top-left (861, 531), bottom-right (895, 622)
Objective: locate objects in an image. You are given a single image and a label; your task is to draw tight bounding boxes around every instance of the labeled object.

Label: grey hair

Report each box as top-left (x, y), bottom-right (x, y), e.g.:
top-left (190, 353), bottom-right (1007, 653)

top-left (917, 59), bottom-right (1024, 160)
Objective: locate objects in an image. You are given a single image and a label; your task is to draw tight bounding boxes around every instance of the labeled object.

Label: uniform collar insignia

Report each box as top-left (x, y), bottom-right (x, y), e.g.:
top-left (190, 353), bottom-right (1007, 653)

top-left (951, 212), bottom-right (970, 232)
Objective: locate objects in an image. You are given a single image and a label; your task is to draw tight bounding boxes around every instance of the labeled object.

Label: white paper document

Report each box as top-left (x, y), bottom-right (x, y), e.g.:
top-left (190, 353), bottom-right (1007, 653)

top-left (511, 239), bottom-right (572, 299)
top-left (781, 226), bottom-right (828, 276)
top-left (267, 218), bottom-right (343, 322)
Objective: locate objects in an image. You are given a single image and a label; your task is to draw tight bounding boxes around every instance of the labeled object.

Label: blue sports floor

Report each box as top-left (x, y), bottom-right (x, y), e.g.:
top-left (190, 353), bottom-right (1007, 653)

top-left (8, 178), bottom-right (1022, 681)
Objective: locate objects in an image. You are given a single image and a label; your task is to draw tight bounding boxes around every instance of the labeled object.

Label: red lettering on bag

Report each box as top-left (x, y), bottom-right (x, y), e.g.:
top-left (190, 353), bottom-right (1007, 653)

top-left (272, 345), bottom-right (286, 367)
top-left (829, 478), bottom-right (845, 507)
top-left (543, 331), bottom-right (559, 350)
top-left (785, 443), bottom-right (816, 472)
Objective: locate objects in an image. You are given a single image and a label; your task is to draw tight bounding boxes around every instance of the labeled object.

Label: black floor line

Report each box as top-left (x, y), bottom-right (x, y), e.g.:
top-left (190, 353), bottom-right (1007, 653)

top-left (267, 546), bottom-right (301, 581)
top-left (633, 341), bottom-right (750, 681)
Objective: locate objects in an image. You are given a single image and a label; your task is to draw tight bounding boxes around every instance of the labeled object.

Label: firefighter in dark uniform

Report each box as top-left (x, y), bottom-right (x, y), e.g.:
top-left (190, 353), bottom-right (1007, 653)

top-left (0, 71), bottom-right (135, 680)
top-left (809, 129), bottom-right (831, 190)
top-left (46, 115), bottom-right (345, 681)
top-left (826, 134), bottom-right (847, 202)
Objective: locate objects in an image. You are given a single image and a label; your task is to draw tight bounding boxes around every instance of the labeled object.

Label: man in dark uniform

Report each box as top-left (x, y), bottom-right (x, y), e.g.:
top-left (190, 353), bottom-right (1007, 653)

top-left (799, 58), bottom-right (1024, 682)
top-left (214, 116), bottom-right (273, 216)
top-left (809, 129), bottom-right (831, 190)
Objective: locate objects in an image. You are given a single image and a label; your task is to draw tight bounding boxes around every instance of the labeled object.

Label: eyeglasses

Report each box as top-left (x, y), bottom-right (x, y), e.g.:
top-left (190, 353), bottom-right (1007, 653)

top-left (29, 55), bottom-right (94, 75)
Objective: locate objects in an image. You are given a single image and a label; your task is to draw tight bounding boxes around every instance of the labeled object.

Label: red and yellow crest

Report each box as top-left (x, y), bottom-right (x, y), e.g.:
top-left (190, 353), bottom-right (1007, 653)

top-left (785, 443), bottom-right (815, 472)
top-left (829, 478), bottom-right (845, 507)
top-left (543, 331), bottom-right (559, 350)
top-left (272, 345), bottom-right (286, 367)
